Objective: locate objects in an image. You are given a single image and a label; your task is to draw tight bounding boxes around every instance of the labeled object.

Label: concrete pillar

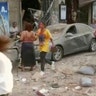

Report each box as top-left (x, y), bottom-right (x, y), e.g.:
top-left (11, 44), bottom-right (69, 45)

top-left (8, 0), bottom-right (21, 30)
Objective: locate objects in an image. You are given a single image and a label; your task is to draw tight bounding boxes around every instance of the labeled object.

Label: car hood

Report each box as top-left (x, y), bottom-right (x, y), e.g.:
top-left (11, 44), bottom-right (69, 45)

top-left (52, 32), bottom-right (62, 40)
top-left (47, 23), bottom-right (66, 40)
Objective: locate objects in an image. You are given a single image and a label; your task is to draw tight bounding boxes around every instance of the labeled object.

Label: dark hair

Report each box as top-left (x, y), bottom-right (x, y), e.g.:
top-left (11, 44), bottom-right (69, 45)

top-left (24, 22), bottom-right (33, 32)
top-left (39, 21), bottom-right (46, 27)
top-left (0, 35), bottom-right (11, 52)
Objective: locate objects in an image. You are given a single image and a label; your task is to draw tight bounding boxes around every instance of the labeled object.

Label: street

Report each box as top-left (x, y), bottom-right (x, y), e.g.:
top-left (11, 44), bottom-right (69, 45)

top-left (6, 51), bottom-right (96, 96)
top-left (0, 0), bottom-right (96, 95)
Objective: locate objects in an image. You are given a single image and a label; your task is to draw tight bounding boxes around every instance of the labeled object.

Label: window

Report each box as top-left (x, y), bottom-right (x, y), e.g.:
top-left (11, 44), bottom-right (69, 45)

top-left (66, 26), bottom-right (77, 34)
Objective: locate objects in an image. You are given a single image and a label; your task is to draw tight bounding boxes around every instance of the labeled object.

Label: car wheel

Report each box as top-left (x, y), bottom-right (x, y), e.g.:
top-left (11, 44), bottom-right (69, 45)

top-left (90, 38), bottom-right (96, 52)
top-left (52, 46), bottom-right (63, 61)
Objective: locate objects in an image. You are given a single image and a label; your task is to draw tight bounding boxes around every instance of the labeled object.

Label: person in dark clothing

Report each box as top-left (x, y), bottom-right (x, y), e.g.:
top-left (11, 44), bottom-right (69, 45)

top-left (19, 22), bottom-right (37, 71)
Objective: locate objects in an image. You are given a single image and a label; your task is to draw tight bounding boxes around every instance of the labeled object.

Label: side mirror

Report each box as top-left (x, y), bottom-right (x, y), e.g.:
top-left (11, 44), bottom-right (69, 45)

top-left (65, 33), bottom-right (73, 38)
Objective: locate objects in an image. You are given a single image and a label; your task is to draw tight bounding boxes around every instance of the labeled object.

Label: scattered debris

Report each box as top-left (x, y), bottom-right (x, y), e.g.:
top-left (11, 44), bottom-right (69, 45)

top-left (36, 91), bottom-right (45, 96)
top-left (51, 83), bottom-right (60, 88)
top-left (10, 51), bottom-right (96, 96)
top-left (39, 88), bottom-right (49, 94)
top-left (32, 72), bottom-right (42, 81)
top-left (77, 66), bottom-right (95, 75)
top-left (80, 77), bottom-right (93, 87)
top-left (32, 86), bottom-right (39, 91)
top-left (74, 86), bottom-right (82, 90)
top-left (21, 78), bottom-right (27, 83)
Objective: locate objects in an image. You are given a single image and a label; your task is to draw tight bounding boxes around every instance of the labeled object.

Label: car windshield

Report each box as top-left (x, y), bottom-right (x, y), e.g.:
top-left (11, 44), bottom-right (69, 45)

top-left (49, 27), bottom-right (65, 34)
top-left (47, 23), bottom-right (67, 35)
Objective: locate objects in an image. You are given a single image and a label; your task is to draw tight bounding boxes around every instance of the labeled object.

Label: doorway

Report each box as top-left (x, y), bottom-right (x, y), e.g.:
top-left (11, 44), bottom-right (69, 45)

top-left (21, 0), bottom-right (41, 28)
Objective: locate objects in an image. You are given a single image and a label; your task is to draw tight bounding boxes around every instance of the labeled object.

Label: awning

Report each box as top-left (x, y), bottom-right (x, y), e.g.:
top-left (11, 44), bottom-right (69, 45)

top-left (79, 0), bottom-right (95, 7)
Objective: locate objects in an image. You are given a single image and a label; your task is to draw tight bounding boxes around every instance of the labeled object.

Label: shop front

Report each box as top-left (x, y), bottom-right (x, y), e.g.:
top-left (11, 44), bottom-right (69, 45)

top-left (78, 0), bottom-right (95, 24)
top-left (1, 0), bottom-right (95, 32)
top-left (92, 1), bottom-right (96, 24)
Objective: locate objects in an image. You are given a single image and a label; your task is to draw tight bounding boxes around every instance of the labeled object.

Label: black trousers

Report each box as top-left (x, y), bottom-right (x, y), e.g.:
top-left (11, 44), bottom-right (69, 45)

top-left (40, 51), bottom-right (52, 71)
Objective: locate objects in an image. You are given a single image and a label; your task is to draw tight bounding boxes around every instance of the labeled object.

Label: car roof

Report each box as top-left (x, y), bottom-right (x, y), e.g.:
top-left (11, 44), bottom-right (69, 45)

top-left (47, 23), bottom-right (94, 32)
top-left (47, 23), bottom-right (92, 28)
top-left (47, 23), bottom-right (67, 30)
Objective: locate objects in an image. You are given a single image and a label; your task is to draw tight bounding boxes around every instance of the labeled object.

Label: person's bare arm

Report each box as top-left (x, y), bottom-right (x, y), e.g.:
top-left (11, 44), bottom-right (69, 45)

top-left (20, 32), bottom-right (24, 41)
top-left (50, 38), bottom-right (54, 46)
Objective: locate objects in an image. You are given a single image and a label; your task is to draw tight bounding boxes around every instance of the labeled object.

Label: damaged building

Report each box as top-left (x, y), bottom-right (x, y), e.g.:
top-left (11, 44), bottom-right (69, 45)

top-left (0, 0), bottom-right (95, 30)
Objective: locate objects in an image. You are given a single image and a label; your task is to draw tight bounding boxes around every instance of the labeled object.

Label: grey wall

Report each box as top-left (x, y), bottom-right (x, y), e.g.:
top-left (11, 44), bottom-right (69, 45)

top-left (8, 0), bottom-right (21, 30)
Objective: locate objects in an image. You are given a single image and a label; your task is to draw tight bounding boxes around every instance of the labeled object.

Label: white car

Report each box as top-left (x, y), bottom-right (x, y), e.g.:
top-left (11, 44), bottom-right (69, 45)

top-left (34, 23), bottom-right (96, 61)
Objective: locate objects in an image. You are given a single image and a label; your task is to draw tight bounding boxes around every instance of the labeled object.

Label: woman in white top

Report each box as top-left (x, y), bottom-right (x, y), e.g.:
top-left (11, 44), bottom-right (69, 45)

top-left (0, 36), bottom-right (13, 96)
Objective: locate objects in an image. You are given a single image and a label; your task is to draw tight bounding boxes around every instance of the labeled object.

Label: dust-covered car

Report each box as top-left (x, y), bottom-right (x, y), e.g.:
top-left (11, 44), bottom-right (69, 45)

top-left (34, 23), bottom-right (96, 61)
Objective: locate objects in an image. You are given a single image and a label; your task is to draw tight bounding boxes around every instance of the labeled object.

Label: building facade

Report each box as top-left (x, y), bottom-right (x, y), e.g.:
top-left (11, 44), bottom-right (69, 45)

top-left (78, 0), bottom-right (95, 24)
top-left (92, 1), bottom-right (96, 23)
top-left (0, 0), bottom-right (95, 31)
top-left (0, 0), bottom-right (21, 30)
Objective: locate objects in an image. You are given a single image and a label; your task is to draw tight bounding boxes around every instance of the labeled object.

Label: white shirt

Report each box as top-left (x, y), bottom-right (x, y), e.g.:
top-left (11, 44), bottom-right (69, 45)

top-left (10, 26), bottom-right (19, 33)
top-left (0, 52), bottom-right (13, 95)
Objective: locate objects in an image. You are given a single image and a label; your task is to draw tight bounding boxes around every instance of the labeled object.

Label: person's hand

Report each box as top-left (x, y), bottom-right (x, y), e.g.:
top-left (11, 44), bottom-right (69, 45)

top-left (50, 45), bottom-right (57, 52)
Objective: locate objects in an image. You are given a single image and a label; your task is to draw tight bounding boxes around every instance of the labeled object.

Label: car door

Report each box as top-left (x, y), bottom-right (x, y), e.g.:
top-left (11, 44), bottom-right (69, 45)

top-left (76, 24), bottom-right (94, 46)
top-left (64, 25), bottom-right (86, 55)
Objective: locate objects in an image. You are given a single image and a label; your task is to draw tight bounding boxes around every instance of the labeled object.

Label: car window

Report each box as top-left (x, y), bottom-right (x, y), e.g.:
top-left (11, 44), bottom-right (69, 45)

top-left (66, 26), bottom-right (77, 34)
top-left (76, 24), bottom-right (94, 33)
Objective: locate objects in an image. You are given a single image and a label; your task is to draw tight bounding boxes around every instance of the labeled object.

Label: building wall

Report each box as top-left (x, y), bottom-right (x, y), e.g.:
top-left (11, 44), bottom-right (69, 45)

top-left (1, 0), bottom-right (91, 30)
top-left (0, 0), bottom-right (21, 30)
top-left (92, 2), bottom-right (96, 22)
top-left (8, 0), bottom-right (21, 26)
top-left (0, 0), bottom-right (67, 30)
top-left (48, 0), bottom-right (66, 24)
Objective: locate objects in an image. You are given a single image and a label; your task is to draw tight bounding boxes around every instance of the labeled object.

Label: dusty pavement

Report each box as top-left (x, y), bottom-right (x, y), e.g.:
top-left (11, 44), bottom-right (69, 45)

top-left (6, 51), bottom-right (96, 96)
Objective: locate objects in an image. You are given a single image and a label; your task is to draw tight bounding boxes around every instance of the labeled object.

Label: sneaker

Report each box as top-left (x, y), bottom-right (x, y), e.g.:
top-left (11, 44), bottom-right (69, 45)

top-left (40, 71), bottom-right (45, 76)
top-left (51, 61), bottom-right (55, 70)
